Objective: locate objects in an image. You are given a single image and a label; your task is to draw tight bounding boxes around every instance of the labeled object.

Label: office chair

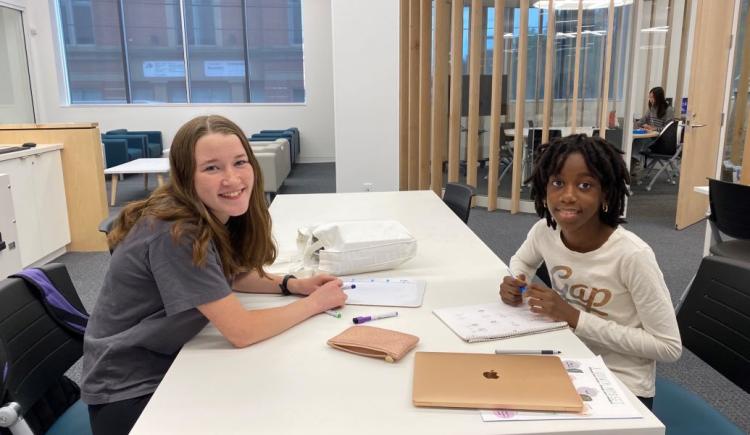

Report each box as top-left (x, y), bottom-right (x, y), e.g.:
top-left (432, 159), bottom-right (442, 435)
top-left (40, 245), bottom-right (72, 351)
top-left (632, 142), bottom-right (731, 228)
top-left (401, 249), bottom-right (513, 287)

top-left (653, 255), bottom-right (748, 435)
top-left (443, 183), bottom-right (474, 224)
top-left (707, 178), bottom-right (750, 263)
top-left (638, 121), bottom-right (680, 191)
top-left (0, 264), bottom-right (92, 435)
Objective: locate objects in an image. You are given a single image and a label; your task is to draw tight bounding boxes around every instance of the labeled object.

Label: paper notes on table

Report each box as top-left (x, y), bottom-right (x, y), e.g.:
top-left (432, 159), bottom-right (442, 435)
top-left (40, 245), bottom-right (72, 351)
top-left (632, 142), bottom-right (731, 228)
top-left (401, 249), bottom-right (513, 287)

top-left (342, 277), bottom-right (426, 307)
top-left (481, 356), bottom-right (642, 422)
top-left (433, 302), bottom-right (569, 342)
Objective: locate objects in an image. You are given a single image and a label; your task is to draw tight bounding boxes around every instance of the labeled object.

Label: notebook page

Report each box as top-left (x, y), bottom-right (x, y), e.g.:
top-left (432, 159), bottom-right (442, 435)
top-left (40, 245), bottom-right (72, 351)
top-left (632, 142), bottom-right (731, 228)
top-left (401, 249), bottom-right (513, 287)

top-left (433, 302), bottom-right (569, 342)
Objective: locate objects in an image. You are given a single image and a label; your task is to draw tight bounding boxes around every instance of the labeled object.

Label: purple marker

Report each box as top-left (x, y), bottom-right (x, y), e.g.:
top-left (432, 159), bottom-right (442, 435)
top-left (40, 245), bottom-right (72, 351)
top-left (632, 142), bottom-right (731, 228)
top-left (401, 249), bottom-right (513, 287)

top-left (352, 311), bottom-right (398, 324)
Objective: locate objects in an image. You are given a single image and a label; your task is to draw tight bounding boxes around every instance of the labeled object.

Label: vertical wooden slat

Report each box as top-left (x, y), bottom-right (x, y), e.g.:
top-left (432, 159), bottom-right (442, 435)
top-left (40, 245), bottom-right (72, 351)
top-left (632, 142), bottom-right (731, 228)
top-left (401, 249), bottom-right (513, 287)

top-left (448, 0), bottom-right (463, 182)
top-left (487, 0), bottom-right (506, 211)
top-left (399, 0), bottom-right (409, 190)
top-left (599, 0), bottom-right (615, 139)
top-left (643, 0), bottom-right (656, 112)
top-left (660, 0), bottom-right (675, 89)
top-left (466, 0), bottom-right (484, 188)
top-left (730, 5), bottom-right (750, 165)
top-left (570, 0), bottom-right (583, 133)
top-left (674, 0), bottom-right (692, 119)
top-left (419, 0), bottom-right (432, 189)
top-left (511, 0), bottom-right (529, 214)
top-left (542, 0), bottom-right (555, 143)
top-left (408, 0), bottom-right (421, 190)
top-left (432, 0), bottom-right (451, 195)
top-left (743, 131), bottom-right (750, 184)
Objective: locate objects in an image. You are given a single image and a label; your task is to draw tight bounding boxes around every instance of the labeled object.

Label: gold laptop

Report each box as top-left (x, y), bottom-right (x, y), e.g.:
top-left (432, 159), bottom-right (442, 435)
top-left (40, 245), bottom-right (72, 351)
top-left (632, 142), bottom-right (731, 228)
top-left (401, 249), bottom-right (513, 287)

top-left (412, 352), bottom-right (583, 412)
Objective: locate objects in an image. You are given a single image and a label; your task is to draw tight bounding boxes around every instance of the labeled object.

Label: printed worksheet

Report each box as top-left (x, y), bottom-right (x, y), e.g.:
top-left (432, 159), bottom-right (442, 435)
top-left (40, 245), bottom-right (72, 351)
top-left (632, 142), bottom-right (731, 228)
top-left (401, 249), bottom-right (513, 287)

top-left (481, 356), bottom-right (643, 422)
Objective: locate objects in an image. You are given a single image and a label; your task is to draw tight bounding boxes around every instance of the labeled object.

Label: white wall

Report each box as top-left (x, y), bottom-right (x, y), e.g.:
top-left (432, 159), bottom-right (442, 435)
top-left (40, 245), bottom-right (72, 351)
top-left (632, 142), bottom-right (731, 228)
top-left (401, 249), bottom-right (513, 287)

top-left (18, 0), bottom-right (336, 163)
top-left (330, 0), bottom-right (399, 192)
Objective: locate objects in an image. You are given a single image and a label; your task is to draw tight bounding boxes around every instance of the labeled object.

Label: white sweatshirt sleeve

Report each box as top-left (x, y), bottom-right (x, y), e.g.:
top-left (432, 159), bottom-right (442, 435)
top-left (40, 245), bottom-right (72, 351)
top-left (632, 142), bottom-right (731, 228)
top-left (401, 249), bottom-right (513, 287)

top-left (508, 221), bottom-right (546, 282)
top-left (575, 247), bottom-right (682, 363)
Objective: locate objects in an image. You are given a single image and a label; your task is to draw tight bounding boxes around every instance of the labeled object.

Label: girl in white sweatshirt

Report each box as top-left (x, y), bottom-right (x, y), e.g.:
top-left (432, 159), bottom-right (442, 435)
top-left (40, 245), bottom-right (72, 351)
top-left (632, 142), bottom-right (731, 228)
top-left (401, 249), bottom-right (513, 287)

top-left (499, 134), bottom-right (682, 410)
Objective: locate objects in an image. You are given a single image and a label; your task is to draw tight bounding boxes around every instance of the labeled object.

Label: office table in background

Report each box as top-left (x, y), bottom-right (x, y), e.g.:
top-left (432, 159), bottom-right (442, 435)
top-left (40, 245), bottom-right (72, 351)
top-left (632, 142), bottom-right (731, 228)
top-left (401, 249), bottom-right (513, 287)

top-left (103, 157), bottom-right (169, 206)
top-left (131, 191), bottom-right (664, 435)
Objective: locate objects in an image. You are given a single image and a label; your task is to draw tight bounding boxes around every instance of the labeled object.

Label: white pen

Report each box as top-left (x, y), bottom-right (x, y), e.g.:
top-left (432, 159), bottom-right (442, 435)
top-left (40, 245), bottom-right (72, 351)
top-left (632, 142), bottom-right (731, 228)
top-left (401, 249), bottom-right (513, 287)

top-left (324, 310), bottom-right (341, 318)
top-left (495, 349), bottom-right (561, 355)
top-left (342, 284), bottom-right (356, 290)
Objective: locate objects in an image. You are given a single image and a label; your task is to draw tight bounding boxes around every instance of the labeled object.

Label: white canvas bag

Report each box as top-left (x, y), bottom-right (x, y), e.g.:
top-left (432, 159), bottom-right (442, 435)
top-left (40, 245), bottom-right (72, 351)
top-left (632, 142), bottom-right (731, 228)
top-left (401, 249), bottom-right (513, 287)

top-left (297, 220), bottom-right (417, 275)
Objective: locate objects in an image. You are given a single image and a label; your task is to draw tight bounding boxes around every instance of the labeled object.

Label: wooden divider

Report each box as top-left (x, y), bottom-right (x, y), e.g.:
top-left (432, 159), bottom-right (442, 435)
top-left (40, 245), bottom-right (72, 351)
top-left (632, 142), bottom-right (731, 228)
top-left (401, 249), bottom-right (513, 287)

top-left (542, 0), bottom-right (555, 144)
top-left (431, 0), bottom-right (451, 195)
top-left (487, 0), bottom-right (506, 211)
top-left (466, 0), bottom-right (484, 188)
top-left (512, 0), bottom-right (529, 214)
top-left (419, 0), bottom-right (433, 189)
top-left (570, 0), bottom-right (583, 132)
top-left (599, 0), bottom-right (615, 138)
top-left (407, 0), bottom-right (420, 190)
top-left (448, 0), bottom-right (463, 183)
top-left (399, 0), bottom-right (409, 190)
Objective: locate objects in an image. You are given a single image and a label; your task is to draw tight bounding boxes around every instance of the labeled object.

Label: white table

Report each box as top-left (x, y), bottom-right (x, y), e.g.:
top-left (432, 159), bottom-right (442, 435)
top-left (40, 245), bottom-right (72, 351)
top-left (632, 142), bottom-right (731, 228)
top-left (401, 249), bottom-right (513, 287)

top-left (130, 191), bottom-right (663, 435)
top-left (103, 158), bottom-right (169, 206)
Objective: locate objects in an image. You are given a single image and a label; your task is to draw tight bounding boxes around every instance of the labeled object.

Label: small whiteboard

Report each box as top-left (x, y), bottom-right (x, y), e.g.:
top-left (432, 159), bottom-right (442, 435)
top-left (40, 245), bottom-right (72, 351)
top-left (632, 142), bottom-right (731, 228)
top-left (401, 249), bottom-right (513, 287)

top-left (342, 277), bottom-right (426, 307)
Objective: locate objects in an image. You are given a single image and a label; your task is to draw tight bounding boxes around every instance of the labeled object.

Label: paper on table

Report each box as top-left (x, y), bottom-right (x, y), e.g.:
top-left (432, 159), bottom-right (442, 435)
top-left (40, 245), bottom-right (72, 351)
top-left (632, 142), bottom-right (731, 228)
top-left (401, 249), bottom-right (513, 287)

top-left (480, 356), bottom-right (643, 422)
top-left (342, 277), bottom-right (426, 307)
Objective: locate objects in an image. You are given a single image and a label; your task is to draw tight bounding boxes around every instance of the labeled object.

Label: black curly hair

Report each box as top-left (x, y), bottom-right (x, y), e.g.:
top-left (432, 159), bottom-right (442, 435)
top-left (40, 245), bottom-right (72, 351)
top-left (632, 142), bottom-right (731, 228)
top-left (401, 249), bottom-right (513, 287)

top-left (526, 134), bottom-right (631, 230)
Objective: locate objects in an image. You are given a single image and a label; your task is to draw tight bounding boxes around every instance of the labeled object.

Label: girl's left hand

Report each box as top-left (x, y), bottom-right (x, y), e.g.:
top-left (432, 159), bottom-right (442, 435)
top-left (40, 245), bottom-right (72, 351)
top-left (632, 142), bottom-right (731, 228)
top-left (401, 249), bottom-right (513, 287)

top-left (288, 274), bottom-right (340, 296)
top-left (525, 283), bottom-right (580, 328)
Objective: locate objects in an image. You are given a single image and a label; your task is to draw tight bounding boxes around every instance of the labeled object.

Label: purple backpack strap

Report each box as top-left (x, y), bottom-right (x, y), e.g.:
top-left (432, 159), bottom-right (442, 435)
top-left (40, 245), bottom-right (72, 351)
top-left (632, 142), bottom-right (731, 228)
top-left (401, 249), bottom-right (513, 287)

top-left (10, 268), bottom-right (88, 336)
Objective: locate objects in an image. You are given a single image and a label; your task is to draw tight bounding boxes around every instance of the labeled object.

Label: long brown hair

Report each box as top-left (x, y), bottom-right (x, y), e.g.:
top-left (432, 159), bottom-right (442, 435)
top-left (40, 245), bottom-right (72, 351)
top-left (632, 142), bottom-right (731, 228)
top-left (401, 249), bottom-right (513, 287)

top-left (107, 115), bottom-right (276, 278)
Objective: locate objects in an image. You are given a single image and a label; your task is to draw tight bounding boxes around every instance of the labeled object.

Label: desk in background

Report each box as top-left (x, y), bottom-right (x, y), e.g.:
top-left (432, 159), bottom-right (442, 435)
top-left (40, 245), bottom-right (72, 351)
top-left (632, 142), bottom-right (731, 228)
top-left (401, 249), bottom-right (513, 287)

top-left (131, 191), bottom-right (663, 435)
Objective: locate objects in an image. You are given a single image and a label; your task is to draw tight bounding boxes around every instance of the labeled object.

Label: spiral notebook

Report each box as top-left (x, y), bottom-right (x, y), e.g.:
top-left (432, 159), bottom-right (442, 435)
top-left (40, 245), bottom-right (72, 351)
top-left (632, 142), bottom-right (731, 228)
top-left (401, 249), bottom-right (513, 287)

top-left (433, 302), bottom-right (569, 343)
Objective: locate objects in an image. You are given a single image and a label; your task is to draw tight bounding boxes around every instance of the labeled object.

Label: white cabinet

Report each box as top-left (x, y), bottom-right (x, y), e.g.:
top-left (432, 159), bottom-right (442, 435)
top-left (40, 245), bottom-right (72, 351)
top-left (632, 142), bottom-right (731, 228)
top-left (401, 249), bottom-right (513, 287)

top-left (0, 174), bottom-right (22, 277)
top-left (0, 147), bottom-right (70, 267)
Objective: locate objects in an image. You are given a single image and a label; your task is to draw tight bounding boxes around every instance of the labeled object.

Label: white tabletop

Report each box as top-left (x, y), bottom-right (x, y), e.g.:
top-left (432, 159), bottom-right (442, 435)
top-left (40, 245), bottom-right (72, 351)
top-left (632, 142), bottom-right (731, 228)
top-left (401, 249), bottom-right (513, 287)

top-left (103, 158), bottom-right (169, 175)
top-left (131, 191), bottom-right (663, 435)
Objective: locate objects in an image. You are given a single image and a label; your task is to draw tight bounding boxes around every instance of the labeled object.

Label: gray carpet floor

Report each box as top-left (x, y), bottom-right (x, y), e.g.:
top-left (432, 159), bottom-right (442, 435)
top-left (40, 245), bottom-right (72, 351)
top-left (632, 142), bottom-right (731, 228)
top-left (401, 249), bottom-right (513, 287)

top-left (58, 162), bottom-right (749, 432)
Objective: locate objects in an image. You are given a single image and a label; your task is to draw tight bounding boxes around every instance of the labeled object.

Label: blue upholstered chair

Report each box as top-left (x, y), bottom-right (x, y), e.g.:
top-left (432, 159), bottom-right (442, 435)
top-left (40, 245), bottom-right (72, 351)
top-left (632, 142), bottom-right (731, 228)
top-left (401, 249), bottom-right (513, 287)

top-left (653, 255), bottom-right (748, 434)
top-left (101, 137), bottom-right (137, 168)
top-left (0, 264), bottom-right (92, 435)
top-left (104, 129), bottom-right (163, 158)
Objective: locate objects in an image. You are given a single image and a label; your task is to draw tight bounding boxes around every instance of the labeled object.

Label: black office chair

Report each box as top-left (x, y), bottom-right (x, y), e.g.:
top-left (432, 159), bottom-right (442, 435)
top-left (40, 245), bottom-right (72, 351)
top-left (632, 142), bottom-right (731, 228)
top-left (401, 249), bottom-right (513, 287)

top-left (638, 121), bottom-right (680, 191)
top-left (707, 178), bottom-right (750, 263)
top-left (98, 214), bottom-right (119, 254)
top-left (0, 264), bottom-right (92, 435)
top-left (653, 255), bottom-right (749, 435)
top-left (443, 183), bottom-right (474, 224)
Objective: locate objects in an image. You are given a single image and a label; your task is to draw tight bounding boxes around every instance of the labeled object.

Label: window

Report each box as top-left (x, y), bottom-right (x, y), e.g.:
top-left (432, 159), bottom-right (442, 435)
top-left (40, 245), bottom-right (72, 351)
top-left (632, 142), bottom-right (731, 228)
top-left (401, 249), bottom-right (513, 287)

top-left (57, 0), bottom-right (305, 104)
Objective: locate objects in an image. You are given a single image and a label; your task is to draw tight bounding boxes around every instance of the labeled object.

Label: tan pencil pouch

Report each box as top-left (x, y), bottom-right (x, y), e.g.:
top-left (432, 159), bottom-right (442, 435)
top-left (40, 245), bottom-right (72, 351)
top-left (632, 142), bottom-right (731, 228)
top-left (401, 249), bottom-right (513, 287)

top-left (327, 325), bottom-right (419, 363)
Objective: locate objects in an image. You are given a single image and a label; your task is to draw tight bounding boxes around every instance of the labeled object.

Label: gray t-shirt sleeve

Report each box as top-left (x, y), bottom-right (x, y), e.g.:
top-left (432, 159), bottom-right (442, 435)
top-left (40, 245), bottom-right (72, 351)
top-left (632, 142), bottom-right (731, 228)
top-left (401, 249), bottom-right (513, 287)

top-left (147, 230), bottom-right (233, 316)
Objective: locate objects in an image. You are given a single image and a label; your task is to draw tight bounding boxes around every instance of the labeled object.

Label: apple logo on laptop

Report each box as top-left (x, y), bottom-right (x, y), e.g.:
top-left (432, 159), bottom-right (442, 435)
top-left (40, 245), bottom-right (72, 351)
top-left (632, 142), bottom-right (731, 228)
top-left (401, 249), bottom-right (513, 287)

top-left (483, 370), bottom-right (499, 379)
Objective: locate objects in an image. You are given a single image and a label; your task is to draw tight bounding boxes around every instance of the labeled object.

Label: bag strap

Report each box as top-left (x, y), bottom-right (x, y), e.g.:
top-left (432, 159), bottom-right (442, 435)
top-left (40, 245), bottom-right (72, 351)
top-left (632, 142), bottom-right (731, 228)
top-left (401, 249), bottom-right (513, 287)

top-left (9, 269), bottom-right (88, 336)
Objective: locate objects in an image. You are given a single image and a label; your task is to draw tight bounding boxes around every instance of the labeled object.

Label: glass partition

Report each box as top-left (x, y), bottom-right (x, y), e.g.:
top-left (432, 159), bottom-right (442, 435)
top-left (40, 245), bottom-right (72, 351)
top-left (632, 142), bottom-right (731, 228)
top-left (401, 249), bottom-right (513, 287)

top-left (723, 0), bottom-right (749, 182)
top-left (0, 6), bottom-right (34, 122)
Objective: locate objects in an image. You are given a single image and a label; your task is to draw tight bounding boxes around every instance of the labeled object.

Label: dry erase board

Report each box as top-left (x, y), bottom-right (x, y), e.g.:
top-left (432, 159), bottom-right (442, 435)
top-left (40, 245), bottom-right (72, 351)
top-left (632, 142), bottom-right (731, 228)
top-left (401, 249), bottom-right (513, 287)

top-left (342, 278), bottom-right (426, 307)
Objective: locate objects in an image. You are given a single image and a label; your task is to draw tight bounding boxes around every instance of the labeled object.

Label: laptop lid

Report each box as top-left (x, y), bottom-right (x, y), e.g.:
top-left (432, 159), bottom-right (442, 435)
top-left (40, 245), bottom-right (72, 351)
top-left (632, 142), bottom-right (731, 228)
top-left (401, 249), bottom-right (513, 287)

top-left (412, 352), bottom-right (583, 412)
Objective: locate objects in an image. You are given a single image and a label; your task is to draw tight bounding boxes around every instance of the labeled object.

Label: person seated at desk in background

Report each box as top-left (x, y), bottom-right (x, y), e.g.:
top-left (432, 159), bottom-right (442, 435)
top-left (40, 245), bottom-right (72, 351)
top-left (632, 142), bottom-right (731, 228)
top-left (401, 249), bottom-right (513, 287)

top-left (81, 115), bottom-right (347, 435)
top-left (635, 86), bottom-right (674, 132)
top-left (499, 134), bottom-right (682, 410)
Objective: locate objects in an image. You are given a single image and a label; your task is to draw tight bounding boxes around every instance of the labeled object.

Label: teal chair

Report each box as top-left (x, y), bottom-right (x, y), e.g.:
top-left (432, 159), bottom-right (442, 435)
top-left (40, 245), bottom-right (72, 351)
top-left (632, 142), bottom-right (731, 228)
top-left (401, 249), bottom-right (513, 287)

top-left (105, 129), bottom-right (163, 158)
top-left (654, 377), bottom-right (744, 435)
top-left (652, 255), bottom-right (749, 435)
